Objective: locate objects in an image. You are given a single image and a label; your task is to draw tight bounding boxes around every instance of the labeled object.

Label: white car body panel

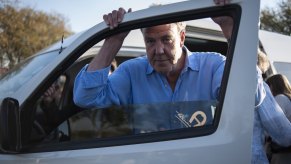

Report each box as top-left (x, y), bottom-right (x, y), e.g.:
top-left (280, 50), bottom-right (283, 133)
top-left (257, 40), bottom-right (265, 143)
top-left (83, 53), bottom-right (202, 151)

top-left (259, 30), bottom-right (291, 81)
top-left (259, 30), bottom-right (291, 63)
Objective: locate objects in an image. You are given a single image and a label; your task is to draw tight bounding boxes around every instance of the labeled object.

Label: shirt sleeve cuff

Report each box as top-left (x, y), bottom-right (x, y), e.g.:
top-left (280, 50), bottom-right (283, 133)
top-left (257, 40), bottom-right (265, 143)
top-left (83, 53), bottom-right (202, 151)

top-left (80, 64), bottom-right (110, 88)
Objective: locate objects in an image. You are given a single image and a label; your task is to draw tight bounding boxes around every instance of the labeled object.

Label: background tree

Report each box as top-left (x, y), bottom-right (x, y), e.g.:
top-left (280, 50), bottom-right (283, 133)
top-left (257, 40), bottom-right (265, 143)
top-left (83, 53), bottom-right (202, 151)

top-left (0, 0), bottom-right (73, 69)
top-left (260, 0), bottom-right (291, 36)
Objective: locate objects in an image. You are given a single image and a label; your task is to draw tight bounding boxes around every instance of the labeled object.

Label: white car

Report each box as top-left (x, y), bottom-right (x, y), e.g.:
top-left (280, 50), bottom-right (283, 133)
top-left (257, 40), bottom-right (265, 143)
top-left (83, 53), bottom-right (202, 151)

top-left (259, 30), bottom-right (291, 82)
top-left (0, 0), bottom-right (279, 163)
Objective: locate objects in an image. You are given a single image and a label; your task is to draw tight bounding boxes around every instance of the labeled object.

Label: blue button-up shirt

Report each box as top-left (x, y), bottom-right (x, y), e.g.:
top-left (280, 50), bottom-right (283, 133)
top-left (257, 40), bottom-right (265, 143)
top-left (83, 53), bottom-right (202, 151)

top-left (74, 48), bottom-right (225, 108)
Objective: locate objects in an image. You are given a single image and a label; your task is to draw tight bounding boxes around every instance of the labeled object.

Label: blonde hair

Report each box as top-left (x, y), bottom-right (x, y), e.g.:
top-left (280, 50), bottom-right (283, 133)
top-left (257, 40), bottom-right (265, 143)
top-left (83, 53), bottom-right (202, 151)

top-left (257, 49), bottom-right (270, 73)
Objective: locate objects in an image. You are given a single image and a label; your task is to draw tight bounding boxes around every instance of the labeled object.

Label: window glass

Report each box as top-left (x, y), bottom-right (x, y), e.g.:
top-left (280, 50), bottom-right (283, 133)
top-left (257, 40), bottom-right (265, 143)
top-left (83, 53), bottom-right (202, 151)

top-left (31, 75), bottom-right (67, 142)
top-left (67, 100), bottom-right (217, 140)
top-left (0, 50), bottom-right (59, 96)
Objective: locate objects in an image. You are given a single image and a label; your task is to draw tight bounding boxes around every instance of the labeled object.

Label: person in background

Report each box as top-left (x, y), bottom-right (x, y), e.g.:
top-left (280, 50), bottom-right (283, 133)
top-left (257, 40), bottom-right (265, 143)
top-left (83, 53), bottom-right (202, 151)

top-left (213, 0), bottom-right (291, 163)
top-left (257, 49), bottom-right (270, 79)
top-left (35, 76), bottom-right (66, 136)
top-left (109, 58), bottom-right (118, 75)
top-left (266, 74), bottom-right (291, 120)
top-left (265, 74), bottom-right (291, 164)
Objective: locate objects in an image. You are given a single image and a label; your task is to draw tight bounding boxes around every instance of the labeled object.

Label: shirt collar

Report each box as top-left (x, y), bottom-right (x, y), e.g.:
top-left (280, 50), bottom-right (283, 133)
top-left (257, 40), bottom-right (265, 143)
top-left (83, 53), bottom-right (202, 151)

top-left (183, 46), bottom-right (199, 72)
top-left (146, 46), bottom-right (198, 75)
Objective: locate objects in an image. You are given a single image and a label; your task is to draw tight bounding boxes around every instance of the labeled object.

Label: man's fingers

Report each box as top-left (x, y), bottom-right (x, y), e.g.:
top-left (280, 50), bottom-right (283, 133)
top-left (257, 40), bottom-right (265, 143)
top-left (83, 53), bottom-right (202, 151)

top-left (103, 14), bottom-right (109, 25)
top-left (103, 8), bottom-right (132, 29)
top-left (118, 8), bottom-right (126, 22)
top-left (103, 13), bottom-right (113, 29)
top-left (117, 8), bottom-right (132, 23)
top-left (112, 10), bottom-right (118, 28)
top-left (107, 13), bottom-right (114, 29)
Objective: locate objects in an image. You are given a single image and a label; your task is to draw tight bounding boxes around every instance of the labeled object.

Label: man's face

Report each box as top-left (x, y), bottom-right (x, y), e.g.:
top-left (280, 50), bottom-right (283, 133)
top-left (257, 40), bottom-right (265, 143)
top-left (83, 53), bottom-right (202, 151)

top-left (142, 24), bottom-right (185, 74)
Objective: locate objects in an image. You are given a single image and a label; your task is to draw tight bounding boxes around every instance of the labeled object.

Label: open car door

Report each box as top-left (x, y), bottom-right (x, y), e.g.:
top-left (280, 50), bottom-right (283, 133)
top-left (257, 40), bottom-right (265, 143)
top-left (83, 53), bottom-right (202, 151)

top-left (0, 0), bottom-right (260, 163)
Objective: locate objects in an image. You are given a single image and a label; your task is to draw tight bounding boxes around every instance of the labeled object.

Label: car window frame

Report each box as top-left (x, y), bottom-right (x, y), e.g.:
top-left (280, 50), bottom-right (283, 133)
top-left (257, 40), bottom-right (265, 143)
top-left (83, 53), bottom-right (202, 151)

top-left (19, 5), bottom-right (241, 153)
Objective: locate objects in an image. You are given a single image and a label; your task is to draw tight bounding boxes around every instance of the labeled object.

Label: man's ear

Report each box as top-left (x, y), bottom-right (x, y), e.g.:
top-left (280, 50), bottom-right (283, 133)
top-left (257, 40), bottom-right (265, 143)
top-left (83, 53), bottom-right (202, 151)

top-left (180, 30), bottom-right (186, 47)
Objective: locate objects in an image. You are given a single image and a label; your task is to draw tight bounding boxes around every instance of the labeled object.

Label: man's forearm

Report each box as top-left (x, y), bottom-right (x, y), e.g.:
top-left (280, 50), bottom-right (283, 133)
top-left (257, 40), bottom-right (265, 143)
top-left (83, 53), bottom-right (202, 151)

top-left (87, 37), bottom-right (123, 71)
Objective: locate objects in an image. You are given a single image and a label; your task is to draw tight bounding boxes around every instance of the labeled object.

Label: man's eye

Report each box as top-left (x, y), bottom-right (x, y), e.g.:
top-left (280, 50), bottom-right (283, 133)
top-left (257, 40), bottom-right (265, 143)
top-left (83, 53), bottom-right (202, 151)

top-left (146, 39), bottom-right (155, 44)
top-left (163, 38), bottom-right (172, 43)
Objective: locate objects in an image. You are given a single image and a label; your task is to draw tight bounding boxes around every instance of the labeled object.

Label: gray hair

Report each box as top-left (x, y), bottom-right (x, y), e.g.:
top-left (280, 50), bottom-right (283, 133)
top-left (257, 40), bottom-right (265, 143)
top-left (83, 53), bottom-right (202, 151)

top-left (140, 22), bottom-right (186, 33)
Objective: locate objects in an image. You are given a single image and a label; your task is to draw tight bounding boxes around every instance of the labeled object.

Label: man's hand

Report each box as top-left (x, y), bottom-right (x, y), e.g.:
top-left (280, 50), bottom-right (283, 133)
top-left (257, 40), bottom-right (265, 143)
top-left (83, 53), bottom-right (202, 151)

top-left (42, 83), bottom-right (59, 105)
top-left (87, 8), bottom-right (132, 71)
top-left (103, 8), bottom-right (132, 29)
top-left (212, 0), bottom-right (233, 40)
top-left (103, 8), bottom-right (132, 41)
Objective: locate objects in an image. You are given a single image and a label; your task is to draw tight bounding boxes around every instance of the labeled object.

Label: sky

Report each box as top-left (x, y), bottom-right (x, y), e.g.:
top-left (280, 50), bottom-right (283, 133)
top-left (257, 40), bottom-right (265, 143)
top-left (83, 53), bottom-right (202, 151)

top-left (19, 0), bottom-right (281, 33)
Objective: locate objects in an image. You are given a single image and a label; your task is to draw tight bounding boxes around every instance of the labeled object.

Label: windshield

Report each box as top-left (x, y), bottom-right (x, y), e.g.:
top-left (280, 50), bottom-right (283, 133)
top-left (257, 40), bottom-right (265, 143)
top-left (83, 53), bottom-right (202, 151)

top-left (273, 62), bottom-right (291, 82)
top-left (0, 50), bottom-right (59, 97)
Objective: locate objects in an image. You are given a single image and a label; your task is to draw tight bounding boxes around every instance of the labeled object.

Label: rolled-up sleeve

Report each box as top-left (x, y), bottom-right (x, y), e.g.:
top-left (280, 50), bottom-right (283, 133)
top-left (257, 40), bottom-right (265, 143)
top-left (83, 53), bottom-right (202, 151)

top-left (78, 65), bottom-right (109, 89)
top-left (73, 64), bottom-right (113, 108)
top-left (258, 82), bottom-right (291, 146)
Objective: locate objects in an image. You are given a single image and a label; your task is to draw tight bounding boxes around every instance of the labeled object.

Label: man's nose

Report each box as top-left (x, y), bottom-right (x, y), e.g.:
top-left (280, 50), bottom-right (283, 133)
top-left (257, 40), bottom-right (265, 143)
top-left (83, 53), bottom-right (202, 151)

top-left (155, 41), bottom-right (164, 55)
